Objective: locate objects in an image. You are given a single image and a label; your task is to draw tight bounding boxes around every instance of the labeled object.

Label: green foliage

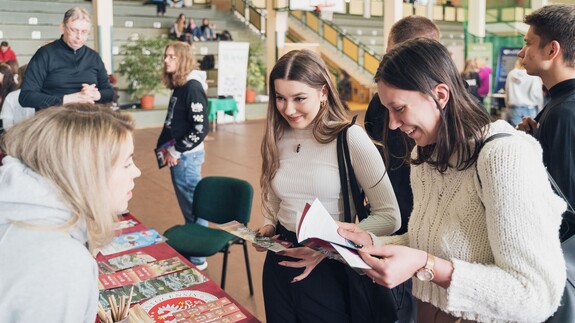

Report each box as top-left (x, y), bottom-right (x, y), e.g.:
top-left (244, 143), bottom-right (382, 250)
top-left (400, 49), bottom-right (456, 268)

top-left (246, 42), bottom-right (266, 92)
top-left (116, 37), bottom-right (170, 99)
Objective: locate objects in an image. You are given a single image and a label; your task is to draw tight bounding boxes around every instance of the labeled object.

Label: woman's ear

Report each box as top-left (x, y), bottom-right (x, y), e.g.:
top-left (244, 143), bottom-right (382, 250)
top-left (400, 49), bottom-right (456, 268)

top-left (433, 84), bottom-right (450, 109)
top-left (321, 85), bottom-right (329, 101)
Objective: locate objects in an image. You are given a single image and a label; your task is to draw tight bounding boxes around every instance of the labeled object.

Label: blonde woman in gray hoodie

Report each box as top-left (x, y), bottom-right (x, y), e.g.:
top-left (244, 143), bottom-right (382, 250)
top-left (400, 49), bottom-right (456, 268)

top-left (0, 104), bottom-right (141, 322)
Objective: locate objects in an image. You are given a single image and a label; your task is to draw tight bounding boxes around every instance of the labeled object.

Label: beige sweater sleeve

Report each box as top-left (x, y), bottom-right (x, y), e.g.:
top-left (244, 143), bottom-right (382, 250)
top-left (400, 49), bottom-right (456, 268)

top-left (346, 125), bottom-right (401, 236)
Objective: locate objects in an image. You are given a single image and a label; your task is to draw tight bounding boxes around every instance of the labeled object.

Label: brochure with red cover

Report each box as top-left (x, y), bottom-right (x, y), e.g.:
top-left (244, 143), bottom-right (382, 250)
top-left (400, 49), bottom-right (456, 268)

top-left (296, 198), bottom-right (371, 269)
top-left (154, 139), bottom-right (176, 169)
top-left (99, 257), bottom-right (189, 290)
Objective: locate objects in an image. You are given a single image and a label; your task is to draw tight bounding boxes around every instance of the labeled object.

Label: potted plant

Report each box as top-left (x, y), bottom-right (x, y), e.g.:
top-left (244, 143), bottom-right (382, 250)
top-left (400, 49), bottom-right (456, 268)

top-left (246, 42), bottom-right (266, 103)
top-left (117, 36), bottom-right (170, 109)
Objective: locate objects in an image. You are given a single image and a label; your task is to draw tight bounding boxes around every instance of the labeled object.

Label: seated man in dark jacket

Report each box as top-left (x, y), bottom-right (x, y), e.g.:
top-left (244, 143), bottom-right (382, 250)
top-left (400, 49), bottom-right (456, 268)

top-left (19, 7), bottom-right (113, 110)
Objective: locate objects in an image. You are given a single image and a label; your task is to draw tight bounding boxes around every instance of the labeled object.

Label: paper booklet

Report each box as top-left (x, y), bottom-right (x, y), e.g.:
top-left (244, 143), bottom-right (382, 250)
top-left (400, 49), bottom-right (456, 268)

top-left (154, 139), bottom-right (176, 169)
top-left (98, 257), bottom-right (190, 290)
top-left (217, 221), bottom-right (293, 252)
top-left (99, 229), bottom-right (166, 256)
top-left (296, 198), bottom-right (371, 269)
top-left (98, 268), bottom-right (208, 309)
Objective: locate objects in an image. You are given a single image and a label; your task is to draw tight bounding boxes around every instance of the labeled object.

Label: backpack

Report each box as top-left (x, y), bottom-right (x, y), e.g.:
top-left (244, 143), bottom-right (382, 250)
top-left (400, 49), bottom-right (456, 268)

top-left (218, 30), bottom-right (233, 41)
top-left (200, 54), bottom-right (215, 70)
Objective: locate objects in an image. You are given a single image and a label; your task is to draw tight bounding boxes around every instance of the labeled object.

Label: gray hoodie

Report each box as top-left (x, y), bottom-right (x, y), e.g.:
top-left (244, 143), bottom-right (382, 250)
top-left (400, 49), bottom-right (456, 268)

top-left (0, 156), bottom-right (98, 322)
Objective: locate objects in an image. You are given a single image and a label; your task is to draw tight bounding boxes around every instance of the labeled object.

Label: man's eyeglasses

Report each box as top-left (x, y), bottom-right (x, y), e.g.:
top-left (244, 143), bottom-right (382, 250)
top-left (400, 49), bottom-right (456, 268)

top-left (65, 25), bottom-right (90, 37)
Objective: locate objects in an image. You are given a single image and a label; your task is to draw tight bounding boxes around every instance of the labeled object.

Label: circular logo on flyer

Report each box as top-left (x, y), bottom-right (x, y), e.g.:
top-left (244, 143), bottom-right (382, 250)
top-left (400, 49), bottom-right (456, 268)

top-left (140, 290), bottom-right (217, 322)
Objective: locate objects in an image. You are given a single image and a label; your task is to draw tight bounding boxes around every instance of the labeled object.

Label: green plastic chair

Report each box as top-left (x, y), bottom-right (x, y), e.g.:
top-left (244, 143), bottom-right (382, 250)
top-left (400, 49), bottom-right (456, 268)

top-left (164, 176), bottom-right (254, 295)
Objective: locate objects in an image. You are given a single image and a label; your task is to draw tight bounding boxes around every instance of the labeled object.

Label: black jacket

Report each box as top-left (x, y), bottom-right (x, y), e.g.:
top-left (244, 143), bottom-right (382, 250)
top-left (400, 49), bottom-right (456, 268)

top-left (535, 79), bottom-right (575, 237)
top-left (157, 78), bottom-right (209, 153)
top-left (19, 36), bottom-right (113, 110)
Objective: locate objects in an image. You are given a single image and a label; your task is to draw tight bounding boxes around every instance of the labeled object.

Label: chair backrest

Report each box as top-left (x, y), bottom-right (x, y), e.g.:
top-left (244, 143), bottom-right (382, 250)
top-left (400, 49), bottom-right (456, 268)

top-left (192, 176), bottom-right (253, 225)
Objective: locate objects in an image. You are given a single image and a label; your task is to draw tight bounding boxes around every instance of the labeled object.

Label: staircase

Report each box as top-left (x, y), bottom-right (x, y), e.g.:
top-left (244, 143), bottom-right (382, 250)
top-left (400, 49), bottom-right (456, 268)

top-left (0, 0), bottom-right (266, 128)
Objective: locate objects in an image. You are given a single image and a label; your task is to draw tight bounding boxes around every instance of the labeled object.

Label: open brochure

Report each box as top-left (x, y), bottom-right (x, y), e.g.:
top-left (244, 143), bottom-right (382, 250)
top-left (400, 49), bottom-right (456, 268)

top-left (217, 221), bottom-right (292, 252)
top-left (296, 198), bottom-right (371, 269)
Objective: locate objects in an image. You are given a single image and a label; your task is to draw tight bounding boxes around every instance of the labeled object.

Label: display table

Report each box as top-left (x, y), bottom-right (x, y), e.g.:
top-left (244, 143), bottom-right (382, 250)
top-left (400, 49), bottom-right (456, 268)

top-left (96, 213), bottom-right (260, 322)
top-left (208, 98), bottom-right (238, 131)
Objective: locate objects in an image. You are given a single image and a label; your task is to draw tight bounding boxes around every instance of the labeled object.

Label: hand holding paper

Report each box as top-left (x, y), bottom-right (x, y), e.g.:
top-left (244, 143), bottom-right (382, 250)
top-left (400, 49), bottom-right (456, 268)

top-left (296, 198), bottom-right (371, 269)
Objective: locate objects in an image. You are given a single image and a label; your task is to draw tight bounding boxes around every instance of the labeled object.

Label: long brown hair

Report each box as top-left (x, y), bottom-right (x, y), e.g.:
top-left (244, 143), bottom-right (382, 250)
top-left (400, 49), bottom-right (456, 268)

top-left (0, 63), bottom-right (16, 109)
top-left (260, 49), bottom-right (350, 216)
top-left (162, 41), bottom-right (197, 89)
top-left (374, 38), bottom-right (491, 173)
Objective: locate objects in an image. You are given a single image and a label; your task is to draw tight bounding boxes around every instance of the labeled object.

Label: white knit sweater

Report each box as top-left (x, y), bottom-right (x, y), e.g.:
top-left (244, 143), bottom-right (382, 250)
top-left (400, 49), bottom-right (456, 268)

top-left (375, 120), bottom-right (566, 323)
top-left (263, 124), bottom-right (400, 236)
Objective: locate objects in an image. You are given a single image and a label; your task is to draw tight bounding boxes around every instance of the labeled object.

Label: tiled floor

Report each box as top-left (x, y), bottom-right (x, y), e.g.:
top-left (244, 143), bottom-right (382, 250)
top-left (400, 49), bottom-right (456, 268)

top-left (129, 111), bottom-right (367, 322)
top-left (129, 120), bottom-right (268, 321)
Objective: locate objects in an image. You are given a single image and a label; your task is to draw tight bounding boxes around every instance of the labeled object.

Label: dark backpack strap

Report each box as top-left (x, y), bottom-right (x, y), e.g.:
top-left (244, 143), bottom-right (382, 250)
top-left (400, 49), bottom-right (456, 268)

top-left (476, 133), bottom-right (512, 187)
top-left (337, 127), bottom-right (352, 223)
top-left (337, 115), bottom-right (369, 223)
top-left (342, 118), bottom-right (369, 222)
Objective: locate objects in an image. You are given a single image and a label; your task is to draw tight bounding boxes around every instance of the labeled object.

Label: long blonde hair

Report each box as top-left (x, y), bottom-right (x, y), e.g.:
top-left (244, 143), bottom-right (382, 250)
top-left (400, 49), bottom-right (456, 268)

top-left (260, 49), bottom-right (350, 217)
top-left (162, 41), bottom-right (197, 89)
top-left (1, 103), bottom-right (135, 250)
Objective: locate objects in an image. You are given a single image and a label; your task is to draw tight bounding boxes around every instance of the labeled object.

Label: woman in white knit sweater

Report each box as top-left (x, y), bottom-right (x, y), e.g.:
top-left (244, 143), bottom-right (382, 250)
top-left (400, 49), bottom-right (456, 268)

top-left (339, 38), bottom-right (566, 323)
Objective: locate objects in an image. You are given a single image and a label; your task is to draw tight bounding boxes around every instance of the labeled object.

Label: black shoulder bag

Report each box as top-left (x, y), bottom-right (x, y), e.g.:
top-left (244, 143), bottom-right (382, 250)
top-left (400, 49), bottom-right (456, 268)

top-left (546, 174), bottom-right (575, 323)
top-left (337, 116), bottom-right (398, 323)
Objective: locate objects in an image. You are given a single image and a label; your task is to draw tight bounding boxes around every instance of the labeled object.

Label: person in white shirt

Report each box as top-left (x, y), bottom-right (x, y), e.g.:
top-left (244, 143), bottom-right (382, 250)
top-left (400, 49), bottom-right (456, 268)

top-left (339, 38), bottom-right (566, 323)
top-left (0, 64), bottom-right (35, 130)
top-left (505, 58), bottom-right (544, 126)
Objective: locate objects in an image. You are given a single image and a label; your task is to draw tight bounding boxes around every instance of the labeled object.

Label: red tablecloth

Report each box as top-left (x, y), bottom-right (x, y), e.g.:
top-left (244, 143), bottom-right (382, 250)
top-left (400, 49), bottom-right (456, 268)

top-left (96, 213), bottom-right (260, 323)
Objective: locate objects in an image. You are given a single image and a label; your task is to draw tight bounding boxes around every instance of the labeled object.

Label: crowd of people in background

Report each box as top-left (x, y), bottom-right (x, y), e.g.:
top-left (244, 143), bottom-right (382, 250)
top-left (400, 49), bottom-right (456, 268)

top-left (169, 14), bottom-right (223, 43)
top-left (1, 3), bottom-right (575, 323)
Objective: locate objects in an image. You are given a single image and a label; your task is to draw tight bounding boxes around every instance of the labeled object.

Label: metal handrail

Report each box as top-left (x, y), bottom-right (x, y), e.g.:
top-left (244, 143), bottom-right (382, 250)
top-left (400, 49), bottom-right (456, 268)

top-left (231, 0), bottom-right (266, 37)
top-left (289, 10), bottom-right (380, 76)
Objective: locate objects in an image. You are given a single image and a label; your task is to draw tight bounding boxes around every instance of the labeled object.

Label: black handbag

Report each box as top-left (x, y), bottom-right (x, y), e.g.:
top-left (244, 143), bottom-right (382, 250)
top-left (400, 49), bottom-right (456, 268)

top-left (545, 174), bottom-right (575, 323)
top-left (336, 116), bottom-right (398, 323)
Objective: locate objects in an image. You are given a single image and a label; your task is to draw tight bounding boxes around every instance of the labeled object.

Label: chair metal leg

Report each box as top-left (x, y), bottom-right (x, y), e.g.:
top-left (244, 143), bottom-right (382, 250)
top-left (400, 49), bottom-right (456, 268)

top-left (221, 245), bottom-right (229, 290)
top-left (242, 240), bottom-right (254, 296)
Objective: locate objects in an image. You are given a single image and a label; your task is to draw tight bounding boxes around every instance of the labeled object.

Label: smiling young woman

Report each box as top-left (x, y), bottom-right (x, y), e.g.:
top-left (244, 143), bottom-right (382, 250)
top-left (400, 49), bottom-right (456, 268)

top-left (339, 38), bottom-right (566, 323)
top-left (256, 49), bottom-right (401, 323)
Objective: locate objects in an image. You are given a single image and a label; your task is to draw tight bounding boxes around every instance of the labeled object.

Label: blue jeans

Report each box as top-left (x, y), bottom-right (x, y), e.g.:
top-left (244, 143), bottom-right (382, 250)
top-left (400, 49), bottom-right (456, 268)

top-left (170, 148), bottom-right (207, 265)
top-left (507, 105), bottom-right (537, 127)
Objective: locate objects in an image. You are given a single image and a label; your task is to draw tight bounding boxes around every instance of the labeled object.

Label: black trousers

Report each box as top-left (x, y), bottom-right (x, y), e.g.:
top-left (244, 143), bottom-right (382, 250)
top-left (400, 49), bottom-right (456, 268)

top-left (262, 224), bottom-right (351, 323)
top-left (156, 2), bottom-right (166, 14)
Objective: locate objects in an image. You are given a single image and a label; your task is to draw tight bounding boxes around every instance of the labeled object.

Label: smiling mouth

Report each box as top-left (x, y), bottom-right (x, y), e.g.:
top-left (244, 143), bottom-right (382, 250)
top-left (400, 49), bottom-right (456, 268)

top-left (404, 127), bottom-right (415, 135)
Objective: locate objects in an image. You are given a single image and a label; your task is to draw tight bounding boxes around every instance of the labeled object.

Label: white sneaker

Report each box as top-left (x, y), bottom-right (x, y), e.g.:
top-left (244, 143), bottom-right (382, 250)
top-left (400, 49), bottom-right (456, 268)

top-left (195, 261), bottom-right (208, 271)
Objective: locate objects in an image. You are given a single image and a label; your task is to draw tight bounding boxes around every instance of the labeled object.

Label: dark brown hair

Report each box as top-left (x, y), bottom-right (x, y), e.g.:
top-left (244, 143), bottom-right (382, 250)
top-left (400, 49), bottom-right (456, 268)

top-left (375, 38), bottom-right (491, 173)
top-left (388, 16), bottom-right (440, 48)
top-left (524, 4), bottom-right (575, 67)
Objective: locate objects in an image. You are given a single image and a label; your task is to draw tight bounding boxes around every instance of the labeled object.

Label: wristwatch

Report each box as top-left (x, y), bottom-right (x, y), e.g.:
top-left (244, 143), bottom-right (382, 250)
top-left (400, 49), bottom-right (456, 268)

top-left (415, 253), bottom-right (435, 281)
